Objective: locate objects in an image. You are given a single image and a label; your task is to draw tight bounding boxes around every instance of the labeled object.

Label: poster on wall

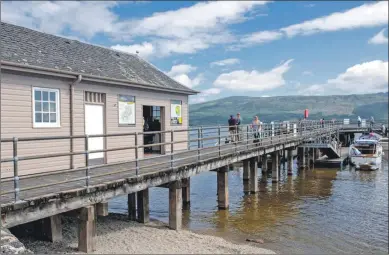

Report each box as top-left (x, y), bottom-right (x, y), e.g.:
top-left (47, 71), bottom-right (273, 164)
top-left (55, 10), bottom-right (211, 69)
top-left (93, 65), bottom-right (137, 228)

top-left (171, 100), bottom-right (182, 124)
top-left (118, 95), bottom-right (135, 125)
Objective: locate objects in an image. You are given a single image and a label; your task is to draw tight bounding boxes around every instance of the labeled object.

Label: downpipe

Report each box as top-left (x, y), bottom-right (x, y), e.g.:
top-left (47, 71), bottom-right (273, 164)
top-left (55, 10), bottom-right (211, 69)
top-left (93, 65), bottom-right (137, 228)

top-left (70, 75), bottom-right (82, 169)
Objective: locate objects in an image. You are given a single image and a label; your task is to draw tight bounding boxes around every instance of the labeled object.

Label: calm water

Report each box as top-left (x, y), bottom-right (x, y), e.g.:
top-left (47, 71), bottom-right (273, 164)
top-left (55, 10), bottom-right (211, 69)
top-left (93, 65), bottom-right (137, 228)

top-left (110, 155), bottom-right (388, 254)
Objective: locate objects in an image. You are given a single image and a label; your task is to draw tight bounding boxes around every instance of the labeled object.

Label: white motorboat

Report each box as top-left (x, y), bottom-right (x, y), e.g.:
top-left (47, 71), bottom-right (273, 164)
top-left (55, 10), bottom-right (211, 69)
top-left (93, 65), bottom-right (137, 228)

top-left (348, 133), bottom-right (383, 170)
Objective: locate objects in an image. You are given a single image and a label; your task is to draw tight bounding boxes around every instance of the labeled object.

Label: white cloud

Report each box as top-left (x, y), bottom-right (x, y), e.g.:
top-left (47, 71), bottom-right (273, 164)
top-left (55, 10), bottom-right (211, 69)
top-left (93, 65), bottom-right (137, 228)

top-left (166, 64), bottom-right (203, 88)
top-left (302, 71), bottom-right (313, 76)
top-left (299, 60), bottom-right (388, 95)
top-left (368, 28), bottom-right (388, 45)
top-left (210, 58), bottom-right (240, 67)
top-left (190, 88), bottom-right (222, 104)
top-left (281, 1), bottom-right (388, 37)
top-left (236, 1), bottom-right (388, 48)
top-left (1, 1), bottom-right (270, 58)
top-left (1, 1), bottom-right (119, 39)
top-left (213, 59), bottom-right (293, 91)
top-left (111, 42), bottom-right (155, 59)
top-left (241, 30), bottom-right (283, 45)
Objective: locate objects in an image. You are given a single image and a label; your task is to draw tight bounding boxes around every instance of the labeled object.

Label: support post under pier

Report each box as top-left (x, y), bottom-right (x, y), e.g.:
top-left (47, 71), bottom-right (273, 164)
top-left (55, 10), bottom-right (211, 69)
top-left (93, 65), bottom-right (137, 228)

top-left (287, 149), bottom-right (293, 176)
top-left (217, 166), bottom-right (229, 210)
top-left (272, 152), bottom-right (279, 183)
top-left (297, 147), bottom-right (305, 169)
top-left (243, 159), bottom-right (250, 193)
top-left (182, 178), bottom-right (190, 209)
top-left (128, 193), bottom-right (137, 221)
top-left (249, 157), bottom-right (258, 193)
top-left (78, 206), bottom-right (96, 253)
top-left (169, 180), bottom-right (182, 230)
top-left (137, 189), bottom-right (149, 223)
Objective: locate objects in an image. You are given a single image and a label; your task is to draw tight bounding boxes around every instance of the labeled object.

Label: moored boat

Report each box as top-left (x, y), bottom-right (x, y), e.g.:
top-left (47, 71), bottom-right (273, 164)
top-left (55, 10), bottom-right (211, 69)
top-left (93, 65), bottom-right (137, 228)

top-left (348, 132), bottom-right (383, 170)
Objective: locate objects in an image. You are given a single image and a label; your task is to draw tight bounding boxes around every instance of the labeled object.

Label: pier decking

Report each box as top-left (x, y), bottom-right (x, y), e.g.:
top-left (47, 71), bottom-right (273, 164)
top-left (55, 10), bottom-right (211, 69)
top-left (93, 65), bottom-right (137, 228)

top-left (0, 120), bottom-right (386, 253)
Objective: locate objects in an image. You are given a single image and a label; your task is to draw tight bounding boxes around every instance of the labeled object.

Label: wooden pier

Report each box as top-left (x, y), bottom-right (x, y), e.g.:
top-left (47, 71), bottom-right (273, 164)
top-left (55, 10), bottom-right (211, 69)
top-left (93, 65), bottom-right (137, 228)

top-left (0, 120), bottom-right (385, 253)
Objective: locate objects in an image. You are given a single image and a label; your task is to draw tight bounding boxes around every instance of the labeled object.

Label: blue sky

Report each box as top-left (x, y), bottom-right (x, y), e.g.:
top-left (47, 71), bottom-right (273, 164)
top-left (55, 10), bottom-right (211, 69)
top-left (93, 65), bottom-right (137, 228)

top-left (2, 1), bottom-right (388, 103)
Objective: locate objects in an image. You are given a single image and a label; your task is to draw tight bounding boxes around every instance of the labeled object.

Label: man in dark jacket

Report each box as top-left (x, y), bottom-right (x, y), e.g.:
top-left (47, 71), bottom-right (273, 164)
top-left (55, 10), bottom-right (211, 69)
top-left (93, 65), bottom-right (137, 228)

top-left (228, 115), bottom-right (237, 142)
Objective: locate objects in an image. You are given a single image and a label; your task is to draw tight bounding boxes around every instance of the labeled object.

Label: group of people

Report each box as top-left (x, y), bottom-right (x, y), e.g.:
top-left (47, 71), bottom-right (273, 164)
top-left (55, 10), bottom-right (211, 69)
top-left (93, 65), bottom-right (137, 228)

top-left (228, 113), bottom-right (263, 143)
top-left (357, 116), bottom-right (375, 128)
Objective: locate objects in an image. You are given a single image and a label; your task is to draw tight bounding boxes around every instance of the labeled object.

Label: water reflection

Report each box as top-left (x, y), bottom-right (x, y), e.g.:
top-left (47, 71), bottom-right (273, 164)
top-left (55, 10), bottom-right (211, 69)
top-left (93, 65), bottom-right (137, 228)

top-left (109, 158), bottom-right (388, 254)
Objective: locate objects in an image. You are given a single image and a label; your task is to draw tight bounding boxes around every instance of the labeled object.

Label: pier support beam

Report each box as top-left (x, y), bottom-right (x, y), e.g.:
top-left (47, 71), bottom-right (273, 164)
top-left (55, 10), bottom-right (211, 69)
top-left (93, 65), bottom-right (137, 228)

top-left (182, 178), bottom-right (190, 209)
top-left (96, 202), bottom-right (108, 217)
top-left (128, 193), bottom-right (137, 221)
top-left (36, 214), bottom-right (62, 243)
top-left (297, 147), bottom-right (305, 169)
top-left (287, 149), bottom-right (293, 176)
top-left (261, 155), bottom-right (268, 174)
top-left (249, 157), bottom-right (258, 193)
top-left (137, 189), bottom-right (149, 223)
top-left (78, 206), bottom-right (96, 253)
top-left (217, 166), bottom-right (229, 210)
top-left (169, 180), bottom-right (182, 230)
top-left (243, 159), bottom-right (250, 194)
top-left (272, 152), bottom-right (279, 183)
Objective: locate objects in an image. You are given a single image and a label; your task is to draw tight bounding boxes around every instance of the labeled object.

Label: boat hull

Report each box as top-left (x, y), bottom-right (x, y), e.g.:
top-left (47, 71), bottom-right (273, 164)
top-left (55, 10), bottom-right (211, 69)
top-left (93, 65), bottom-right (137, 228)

top-left (350, 156), bottom-right (381, 171)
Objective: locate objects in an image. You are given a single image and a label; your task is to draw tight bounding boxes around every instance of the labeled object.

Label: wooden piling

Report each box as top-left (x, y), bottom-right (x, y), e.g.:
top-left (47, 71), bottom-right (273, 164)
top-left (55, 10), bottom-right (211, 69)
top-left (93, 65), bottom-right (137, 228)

top-left (249, 158), bottom-right (258, 193)
top-left (78, 206), bottom-right (96, 253)
top-left (243, 159), bottom-right (250, 181)
top-left (137, 189), bottom-right (149, 223)
top-left (182, 178), bottom-right (190, 209)
top-left (169, 180), bottom-right (182, 230)
top-left (96, 202), bottom-right (108, 217)
top-left (272, 152), bottom-right (279, 183)
top-left (217, 166), bottom-right (229, 209)
top-left (287, 149), bottom-right (293, 176)
top-left (128, 193), bottom-right (137, 221)
top-left (40, 214), bottom-right (62, 243)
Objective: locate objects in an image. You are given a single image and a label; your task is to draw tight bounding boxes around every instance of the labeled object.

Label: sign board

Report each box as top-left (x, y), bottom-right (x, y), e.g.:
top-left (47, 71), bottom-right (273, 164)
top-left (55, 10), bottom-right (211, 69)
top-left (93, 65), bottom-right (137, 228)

top-left (171, 100), bottom-right (182, 125)
top-left (118, 95), bottom-right (135, 125)
top-left (343, 119), bottom-right (350, 125)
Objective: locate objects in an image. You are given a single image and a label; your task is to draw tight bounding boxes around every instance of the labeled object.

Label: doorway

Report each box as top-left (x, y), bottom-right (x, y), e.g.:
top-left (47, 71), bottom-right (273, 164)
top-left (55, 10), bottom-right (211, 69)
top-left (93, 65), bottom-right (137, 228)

top-left (85, 104), bottom-right (104, 165)
top-left (84, 91), bottom-right (106, 165)
top-left (143, 105), bottom-right (164, 156)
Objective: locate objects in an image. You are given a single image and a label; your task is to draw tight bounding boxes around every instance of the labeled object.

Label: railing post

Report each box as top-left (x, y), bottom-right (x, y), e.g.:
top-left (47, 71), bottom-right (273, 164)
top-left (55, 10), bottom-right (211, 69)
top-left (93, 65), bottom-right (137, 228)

top-left (197, 128), bottom-right (201, 161)
top-left (171, 130), bottom-right (174, 169)
top-left (135, 133), bottom-right (139, 176)
top-left (234, 125), bottom-right (237, 152)
top-left (200, 126), bottom-right (203, 148)
top-left (246, 125), bottom-right (249, 149)
top-left (84, 135), bottom-right (90, 191)
top-left (218, 125), bottom-right (221, 157)
top-left (13, 137), bottom-right (20, 202)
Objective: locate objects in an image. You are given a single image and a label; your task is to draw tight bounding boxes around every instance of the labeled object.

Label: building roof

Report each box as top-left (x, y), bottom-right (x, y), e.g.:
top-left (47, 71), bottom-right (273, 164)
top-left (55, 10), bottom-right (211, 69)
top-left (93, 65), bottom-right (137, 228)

top-left (1, 22), bottom-right (197, 95)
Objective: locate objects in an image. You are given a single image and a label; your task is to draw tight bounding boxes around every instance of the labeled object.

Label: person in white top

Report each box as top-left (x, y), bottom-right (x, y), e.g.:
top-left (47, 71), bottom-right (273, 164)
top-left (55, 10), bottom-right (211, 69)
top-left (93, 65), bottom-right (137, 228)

top-left (357, 116), bottom-right (362, 127)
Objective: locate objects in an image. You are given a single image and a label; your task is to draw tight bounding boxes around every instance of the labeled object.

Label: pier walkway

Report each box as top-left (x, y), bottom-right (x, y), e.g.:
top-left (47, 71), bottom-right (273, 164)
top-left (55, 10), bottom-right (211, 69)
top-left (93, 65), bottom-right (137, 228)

top-left (0, 120), bottom-right (385, 252)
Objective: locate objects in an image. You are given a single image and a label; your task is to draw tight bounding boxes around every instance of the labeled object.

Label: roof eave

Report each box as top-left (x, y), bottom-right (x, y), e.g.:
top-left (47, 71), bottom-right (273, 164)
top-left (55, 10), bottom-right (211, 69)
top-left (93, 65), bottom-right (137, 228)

top-left (1, 60), bottom-right (199, 95)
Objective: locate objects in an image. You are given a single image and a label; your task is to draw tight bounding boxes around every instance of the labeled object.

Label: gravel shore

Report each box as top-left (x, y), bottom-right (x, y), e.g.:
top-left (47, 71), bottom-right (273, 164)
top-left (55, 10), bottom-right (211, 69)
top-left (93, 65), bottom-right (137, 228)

top-left (19, 214), bottom-right (275, 254)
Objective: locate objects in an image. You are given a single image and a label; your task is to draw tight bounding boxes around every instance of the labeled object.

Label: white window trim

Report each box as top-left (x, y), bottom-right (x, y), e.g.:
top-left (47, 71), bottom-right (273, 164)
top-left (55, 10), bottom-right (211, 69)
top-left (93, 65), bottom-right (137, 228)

top-left (32, 87), bottom-right (61, 128)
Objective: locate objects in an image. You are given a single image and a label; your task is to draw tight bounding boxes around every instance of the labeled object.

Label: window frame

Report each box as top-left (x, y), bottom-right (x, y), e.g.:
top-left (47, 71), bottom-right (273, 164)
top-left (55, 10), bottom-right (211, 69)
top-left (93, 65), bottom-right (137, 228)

top-left (32, 87), bottom-right (61, 128)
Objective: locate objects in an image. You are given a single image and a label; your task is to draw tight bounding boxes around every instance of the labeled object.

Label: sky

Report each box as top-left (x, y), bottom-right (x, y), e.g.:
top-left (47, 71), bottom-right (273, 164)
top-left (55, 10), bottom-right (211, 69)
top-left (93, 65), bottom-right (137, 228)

top-left (1, 1), bottom-right (388, 104)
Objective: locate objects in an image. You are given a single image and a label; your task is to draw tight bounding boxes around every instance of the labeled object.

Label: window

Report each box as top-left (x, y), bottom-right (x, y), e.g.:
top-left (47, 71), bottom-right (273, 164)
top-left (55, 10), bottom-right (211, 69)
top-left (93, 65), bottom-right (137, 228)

top-left (152, 106), bottom-right (161, 121)
top-left (33, 87), bottom-right (60, 127)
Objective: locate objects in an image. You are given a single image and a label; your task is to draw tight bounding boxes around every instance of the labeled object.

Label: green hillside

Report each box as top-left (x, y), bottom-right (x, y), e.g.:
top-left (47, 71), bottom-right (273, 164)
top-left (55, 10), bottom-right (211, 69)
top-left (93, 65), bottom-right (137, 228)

top-left (189, 92), bottom-right (388, 126)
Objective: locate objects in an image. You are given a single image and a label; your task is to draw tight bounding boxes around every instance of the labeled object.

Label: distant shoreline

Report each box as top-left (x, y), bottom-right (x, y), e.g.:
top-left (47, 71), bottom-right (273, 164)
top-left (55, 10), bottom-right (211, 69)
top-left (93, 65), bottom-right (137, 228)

top-left (19, 213), bottom-right (275, 254)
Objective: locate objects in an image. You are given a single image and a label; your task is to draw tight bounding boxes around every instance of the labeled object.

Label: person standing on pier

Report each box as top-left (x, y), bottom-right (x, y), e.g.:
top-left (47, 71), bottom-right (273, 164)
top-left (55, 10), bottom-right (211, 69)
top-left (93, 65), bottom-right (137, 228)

top-left (357, 116), bottom-right (362, 127)
top-left (370, 116), bottom-right (375, 129)
top-left (228, 115), bottom-right (237, 142)
top-left (236, 113), bottom-right (242, 141)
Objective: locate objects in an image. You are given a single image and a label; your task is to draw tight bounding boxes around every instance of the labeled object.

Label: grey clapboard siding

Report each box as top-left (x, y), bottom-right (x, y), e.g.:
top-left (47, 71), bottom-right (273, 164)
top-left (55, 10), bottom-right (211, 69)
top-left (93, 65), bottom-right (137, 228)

top-left (1, 72), bottom-right (189, 177)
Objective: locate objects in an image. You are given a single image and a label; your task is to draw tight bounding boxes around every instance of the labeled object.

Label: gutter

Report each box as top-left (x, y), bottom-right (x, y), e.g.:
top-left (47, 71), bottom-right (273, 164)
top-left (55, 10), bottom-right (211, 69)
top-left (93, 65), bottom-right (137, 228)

top-left (70, 75), bottom-right (82, 169)
top-left (1, 61), bottom-right (199, 95)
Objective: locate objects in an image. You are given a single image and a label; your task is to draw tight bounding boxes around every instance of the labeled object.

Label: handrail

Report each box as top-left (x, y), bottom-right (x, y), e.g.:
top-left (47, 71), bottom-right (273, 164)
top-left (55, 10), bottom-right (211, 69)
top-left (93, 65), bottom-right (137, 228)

top-left (0, 120), bottom-right (344, 203)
